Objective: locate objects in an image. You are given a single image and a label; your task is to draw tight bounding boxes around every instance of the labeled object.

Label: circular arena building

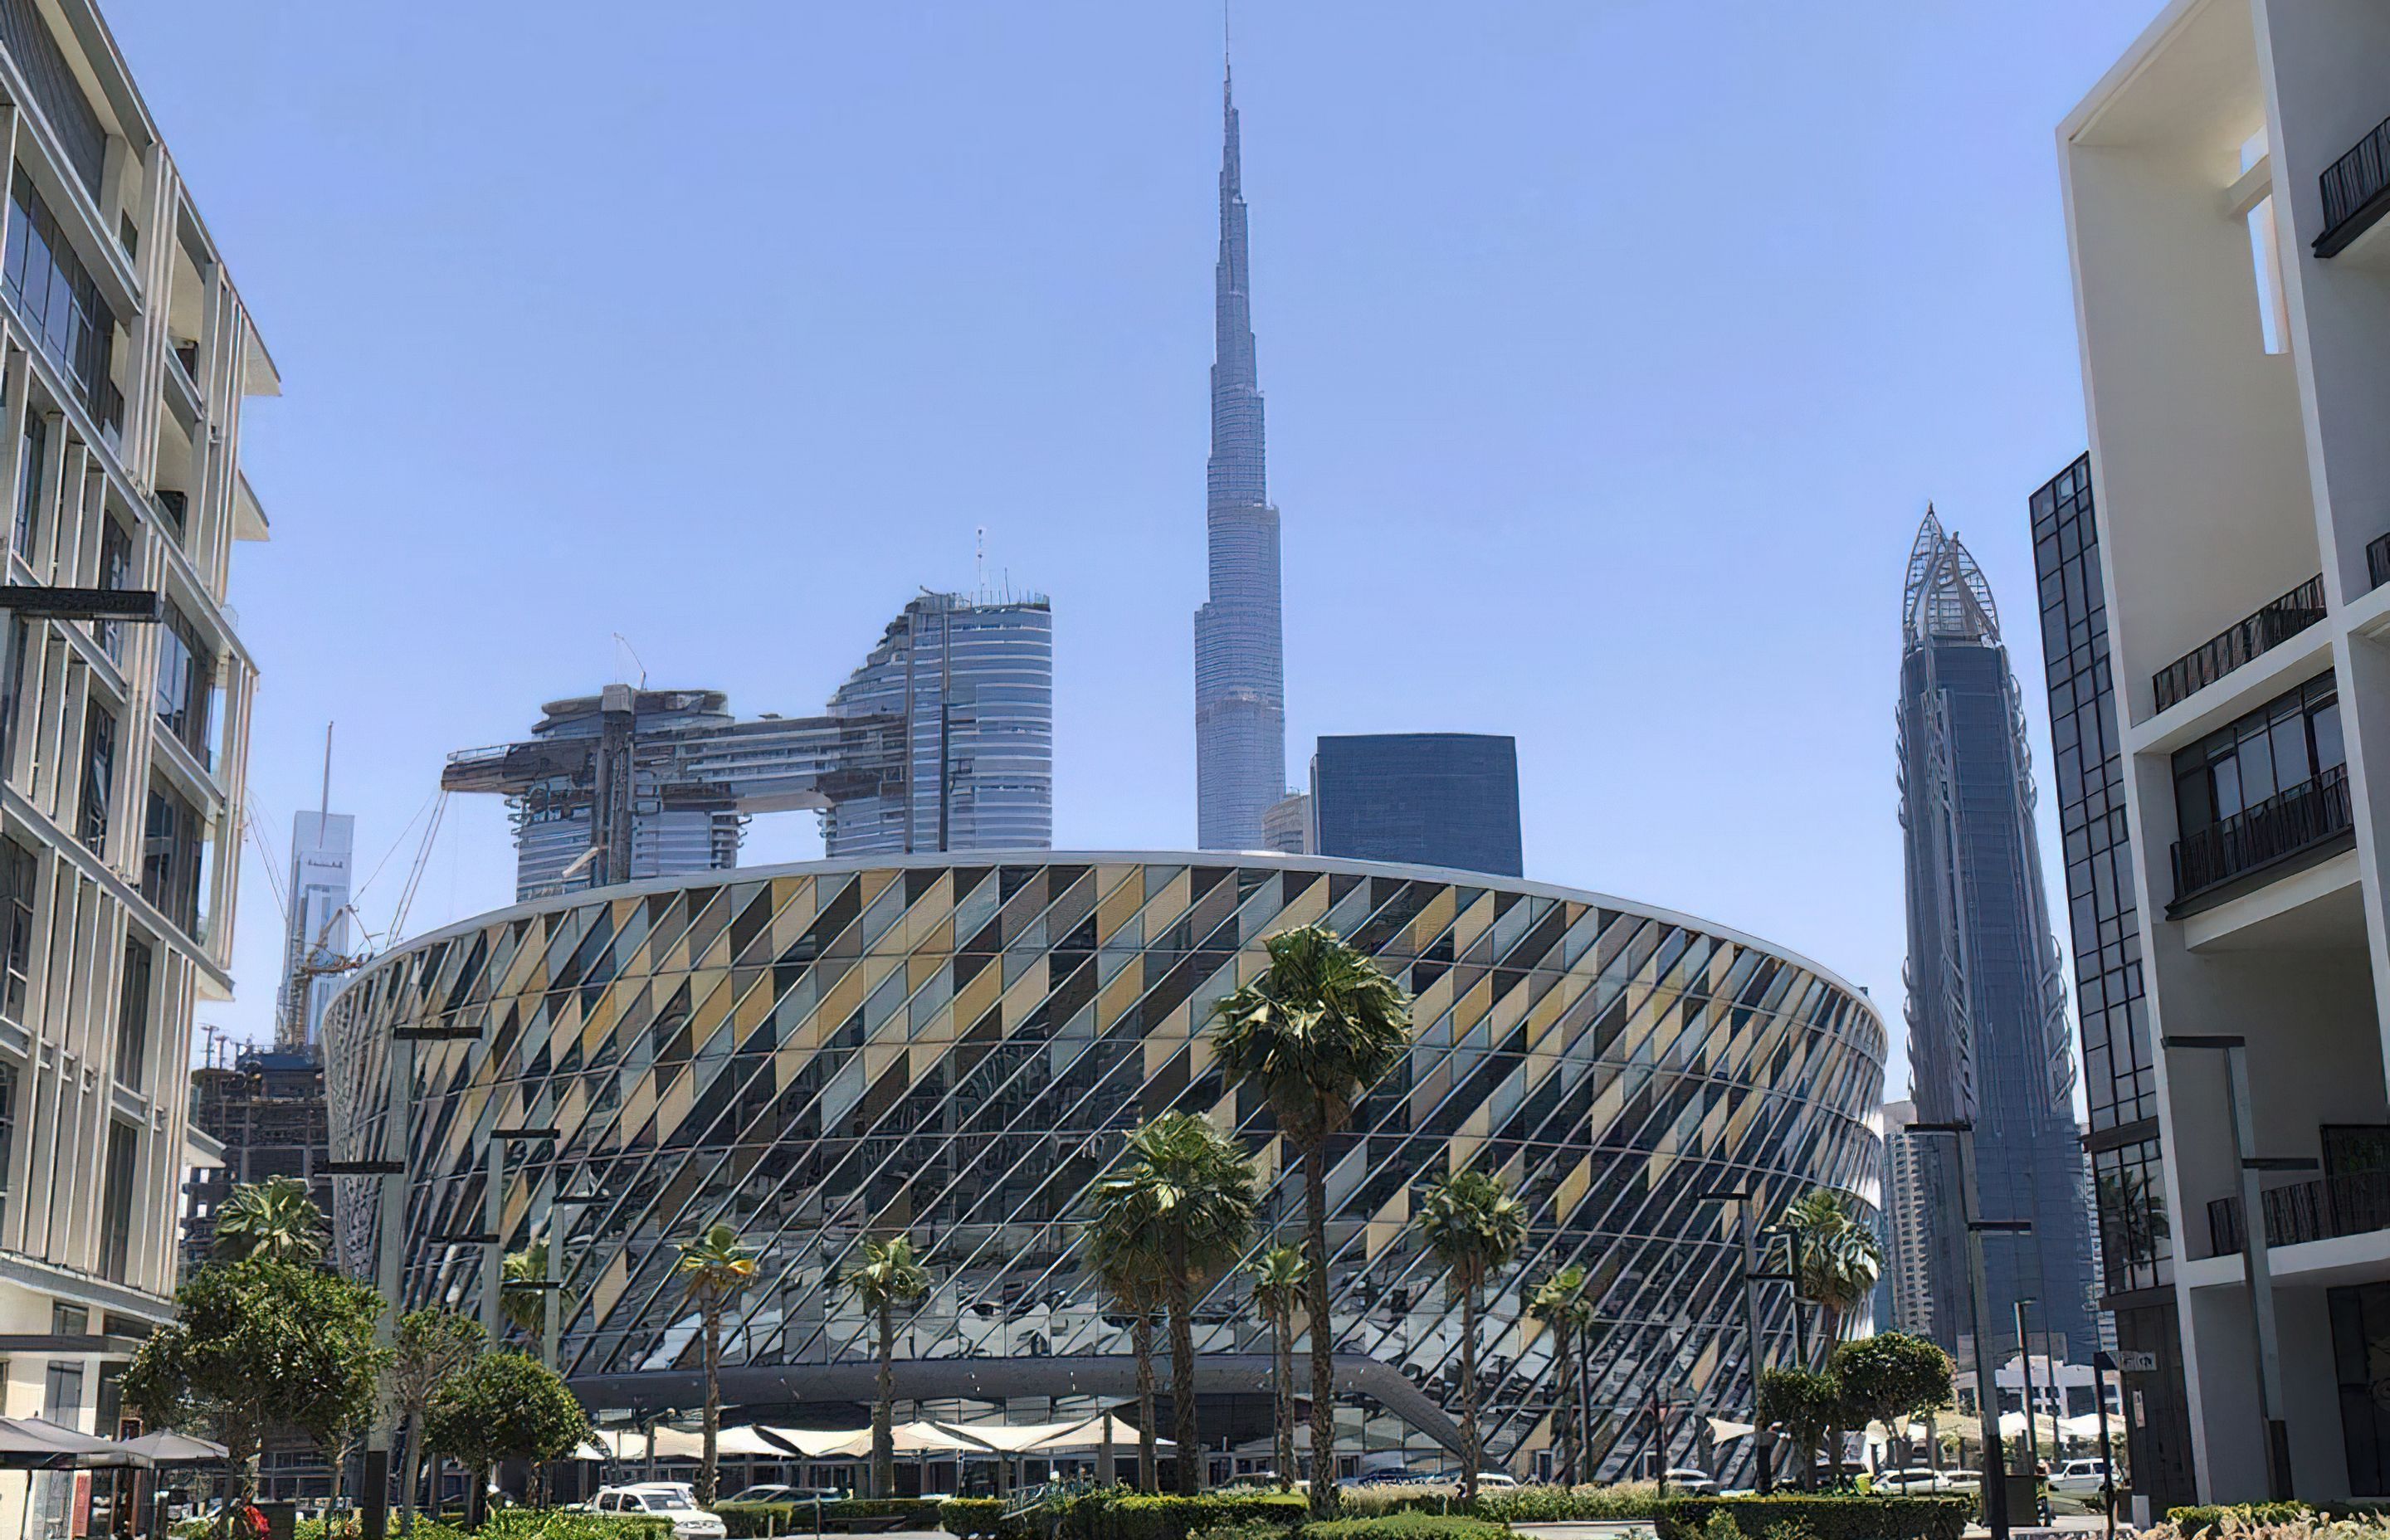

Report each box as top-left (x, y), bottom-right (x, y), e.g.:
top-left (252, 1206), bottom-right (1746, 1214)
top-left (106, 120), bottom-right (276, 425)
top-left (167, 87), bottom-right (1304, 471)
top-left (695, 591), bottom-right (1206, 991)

top-left (324, 853), bottom-right (1885, 1484)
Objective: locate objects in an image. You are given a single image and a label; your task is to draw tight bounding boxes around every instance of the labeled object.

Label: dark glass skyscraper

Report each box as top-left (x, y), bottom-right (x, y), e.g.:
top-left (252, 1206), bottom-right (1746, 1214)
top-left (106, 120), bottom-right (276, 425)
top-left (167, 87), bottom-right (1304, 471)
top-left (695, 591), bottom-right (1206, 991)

top-left (1312, 733), bottom-right (1523, 876)
top-left (2029, 456), bottom-right (2194, 1512)
top-left (1193, 61), bottom-right (1286, 850)
top-left (1898, 510), bottom-right (2096, 1366)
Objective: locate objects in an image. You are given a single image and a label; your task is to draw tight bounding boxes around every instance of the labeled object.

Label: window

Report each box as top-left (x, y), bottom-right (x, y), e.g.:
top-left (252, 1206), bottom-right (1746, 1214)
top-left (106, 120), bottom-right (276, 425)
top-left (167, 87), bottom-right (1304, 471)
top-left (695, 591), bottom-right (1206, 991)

top-left (114, 936), bottom-right (149, 1090)
top-left (12, 413), bottom-right (42, 561)
top-left (2, 165), bottom-right (120, 426)
top-left (142, 779), bottom-right (205, 936)
top-left (96, 516), bottom-right (130, 663)
top-left (2173, 674), bottom-right (2345, 836)
top-left (0, 1060), bottom-right (17, 1233)
top-left (0, 617), bottom-right (30, 777)
top-left (78, 704), bottom-right (115, 851)
top-left (97, 1122), bottom-right (134, 1282)
top-left (0, 837), bottom-right (32, 1022)
top-left (154, 602), bottom-right (212, 758)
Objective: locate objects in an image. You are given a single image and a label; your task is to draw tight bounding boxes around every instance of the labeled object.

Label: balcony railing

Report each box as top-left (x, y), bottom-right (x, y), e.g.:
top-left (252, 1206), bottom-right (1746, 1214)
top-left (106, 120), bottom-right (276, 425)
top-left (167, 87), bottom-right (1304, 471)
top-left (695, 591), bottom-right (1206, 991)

top-left (2151, 575), bottom-right (2326, 713)
top-left (2209, 1168), bottom-right (2390, 1253)
top-left (2172, 763), bottom-right (2353, 901)
top-left (2371, 534), bottom-right (2390, 592)
top-left (2317, 112), bottom-right (2390, 259)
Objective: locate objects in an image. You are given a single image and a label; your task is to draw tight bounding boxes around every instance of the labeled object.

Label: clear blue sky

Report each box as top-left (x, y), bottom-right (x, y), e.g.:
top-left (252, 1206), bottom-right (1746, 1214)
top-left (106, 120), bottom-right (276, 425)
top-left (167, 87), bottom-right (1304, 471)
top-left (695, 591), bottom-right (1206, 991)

top-left (106, 0), bottom-right (2163, 1093)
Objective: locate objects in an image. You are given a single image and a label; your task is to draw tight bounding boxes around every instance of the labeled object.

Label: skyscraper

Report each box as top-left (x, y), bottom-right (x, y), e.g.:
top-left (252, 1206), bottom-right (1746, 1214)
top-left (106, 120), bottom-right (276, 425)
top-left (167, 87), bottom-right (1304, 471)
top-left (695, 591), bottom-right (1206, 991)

top-left (1193, 59), bottom-right (1285, 850)
top-left (1897, 511), bottom-right (2095, 1366)
top-left (823, 591), bottom-right (1054, 857)
top-left (1310, 733), bottom-right (1524, 876)
top-left (2029, 454), bottom-right (2190, 1508)
top-left (1877, 1099), bottom-right (1937, 1341)
top-left (446, 592), bottom-right (1051, 897)
top-left (280, 810), bottom-right (354, 1050)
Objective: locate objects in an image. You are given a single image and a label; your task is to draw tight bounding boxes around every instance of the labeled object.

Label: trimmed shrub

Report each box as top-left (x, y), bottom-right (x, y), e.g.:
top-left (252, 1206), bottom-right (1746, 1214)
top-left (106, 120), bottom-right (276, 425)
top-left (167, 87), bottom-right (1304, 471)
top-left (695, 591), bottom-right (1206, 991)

top-left (2167, 1508), bottom-right (2316, 1535)
top-left (1193, 1523), bottom-right (1303, 1540)
top-left (1653, 1497), bottom-right (1971, 1540)
top-left (1067, 1495), bottom-right (1310, 1540)
top-left (1331, 1486), bottom-right (1661, 1525)
top-left (944, 1500), bottom-right (1008, 1540)
top-left (719, 1500), bottom-right (944, 1537)
top-left (1300, 1517), bottom-right (1510, 1540)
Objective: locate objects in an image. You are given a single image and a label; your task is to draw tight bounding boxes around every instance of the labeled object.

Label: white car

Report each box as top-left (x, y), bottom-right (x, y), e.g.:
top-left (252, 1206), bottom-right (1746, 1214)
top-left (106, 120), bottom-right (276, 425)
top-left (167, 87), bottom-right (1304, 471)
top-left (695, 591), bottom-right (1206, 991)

top-left (2049, 1458), bottom-right (2114, 1496)
top-left (1872, 1468), bottom-right (1942, 1494)
top-left (1934, 1469), bottom-right (1983, 1494)
top-left (1663, 1469), bottom-right (1717, 1494)
top-left (593, 1484), bottom-right (729, 1539)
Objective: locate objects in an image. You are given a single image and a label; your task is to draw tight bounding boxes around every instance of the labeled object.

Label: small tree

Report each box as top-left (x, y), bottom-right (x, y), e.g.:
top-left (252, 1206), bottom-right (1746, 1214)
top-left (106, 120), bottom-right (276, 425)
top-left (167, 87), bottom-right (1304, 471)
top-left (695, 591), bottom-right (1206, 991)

top-left (122, 1260), bottom-right (385, 1508)
top-left (424, 1352), bottom-right (589, 1509)
top-left (383, 1309), bottom-right (485, 1533)
top-left (1247, 1245), bottom-right (1308, 1494)
top-left (1417, 1166), bottom-right (1528, 1503)
top-left (1758, 1367), bottom-right (1841, 1489)
top-left (1832, 1333), bottom-right (1952, 1471)
top-left (676, 1222), bottom-right (760, 1506)
top-left (501, 1238), bottom-right (549, 1341)
top-left (1087, 1206), bottom-right (1165, 1491)
top-left (842, 1237), bottom-right (931, 1499)
top-left (212, 1177), bottom-right (327, 1265)
top-left (1529, 1265), bottom-right (1593, 1484)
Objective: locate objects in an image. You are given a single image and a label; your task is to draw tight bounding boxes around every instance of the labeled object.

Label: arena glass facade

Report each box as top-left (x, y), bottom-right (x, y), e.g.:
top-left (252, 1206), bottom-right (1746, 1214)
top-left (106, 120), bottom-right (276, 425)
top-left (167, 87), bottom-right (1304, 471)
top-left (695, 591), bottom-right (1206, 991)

top-left (324, 854), bottom-right (1884, 1481)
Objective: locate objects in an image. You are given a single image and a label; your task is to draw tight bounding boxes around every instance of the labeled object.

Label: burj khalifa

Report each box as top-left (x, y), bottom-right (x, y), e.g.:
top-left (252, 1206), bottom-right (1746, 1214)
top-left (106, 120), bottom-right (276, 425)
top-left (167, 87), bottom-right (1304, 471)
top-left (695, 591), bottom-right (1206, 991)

top-left (1193, 59), bottom-right (1286, 850)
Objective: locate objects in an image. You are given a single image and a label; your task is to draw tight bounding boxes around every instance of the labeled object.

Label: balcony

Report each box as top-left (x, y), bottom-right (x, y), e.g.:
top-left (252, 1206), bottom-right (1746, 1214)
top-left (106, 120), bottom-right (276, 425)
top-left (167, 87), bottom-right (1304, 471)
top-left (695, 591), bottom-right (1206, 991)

top-left (2152, 575), bottom-right (2326, 713)
top-left (2316, 112), bottom-right (2390, 259)
top-left (2209, 1168), bottom-right (2390, 1253)
top-left (2172, 763), bottom-right (2353, 902)
top-left (2371, 534), bottom-right (2390, 592)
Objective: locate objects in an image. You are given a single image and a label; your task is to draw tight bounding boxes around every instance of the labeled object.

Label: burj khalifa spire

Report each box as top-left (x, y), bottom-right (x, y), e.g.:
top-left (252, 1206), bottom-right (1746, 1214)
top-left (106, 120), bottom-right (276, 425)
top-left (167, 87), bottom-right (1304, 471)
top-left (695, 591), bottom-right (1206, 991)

top-left (1193, 53), bottom-right (1285, 850)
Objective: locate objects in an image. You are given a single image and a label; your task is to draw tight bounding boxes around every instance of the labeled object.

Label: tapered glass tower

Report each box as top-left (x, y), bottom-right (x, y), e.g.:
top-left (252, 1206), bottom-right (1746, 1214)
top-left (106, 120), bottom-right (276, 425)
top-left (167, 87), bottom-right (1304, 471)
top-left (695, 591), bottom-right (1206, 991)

top-left (1898, 510), bottom-right (2097, 1364)
top-left (1193, 61), bottom-right (1285, 849)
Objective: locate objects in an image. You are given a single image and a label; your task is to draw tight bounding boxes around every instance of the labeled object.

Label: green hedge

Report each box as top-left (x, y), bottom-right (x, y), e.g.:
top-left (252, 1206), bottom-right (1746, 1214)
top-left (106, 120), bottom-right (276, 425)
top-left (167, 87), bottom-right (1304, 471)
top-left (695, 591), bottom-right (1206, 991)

top-left (1332, 1486), bottom-right (1662, 1524)
top-left (2167, 1503), bottom-right (2390, 1534)
top-left (718, 1500), bottom-right (945, 1537)
top-left (1652, 1497), bottom-right (1972, 1540)
top-left (177, 1512), bottom-right (671, 1540)
top-left (1064, 1495), bottom-right (1310, 1540)
top-left (942, 1500), bottom-right (1008, 1540)
top-left (1300, 1517), bottom-right (1509, 1540)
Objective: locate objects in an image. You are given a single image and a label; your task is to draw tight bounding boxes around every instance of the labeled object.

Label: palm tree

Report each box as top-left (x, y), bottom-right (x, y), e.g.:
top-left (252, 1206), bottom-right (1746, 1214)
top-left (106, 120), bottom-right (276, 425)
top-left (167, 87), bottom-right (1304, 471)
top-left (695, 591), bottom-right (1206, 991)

top-left (842, 1236), bottom-right (931, 1499)
top-left (1417, 1167), bottom-right (1527, 1503)
top-left (1248, 1245), bottom-right (1307, 1493)
top-left (1086, 1208), bottom-right (1165, 1492)
top-left (676, 1222), bottom-right (760, 1507)
top-left (1780, 1188), bottom-right (1885, 1345)
top-left (500, 1238), bottom-right (549, 1339)
top-left (1210, 924), bottom-right (1413, 1513)
top-left (212, 1177), bottom-right (324, 1265)
top-left (1090, 1113), bottom-right (1257, 1494)
top-left (1528, 1264), bottom-right (1591, 1485)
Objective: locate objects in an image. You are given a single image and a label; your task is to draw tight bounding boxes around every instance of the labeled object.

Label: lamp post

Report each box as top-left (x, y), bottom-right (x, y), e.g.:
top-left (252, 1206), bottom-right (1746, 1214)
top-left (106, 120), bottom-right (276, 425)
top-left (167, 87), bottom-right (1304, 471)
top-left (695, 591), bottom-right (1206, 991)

top-left (329, 1018), bottom-right (486, 1540)
top-left (2091, 1350), bottom-right (2119, 1540)
top-left (1907, 1120), bottom-right (2032, 1540)
top-left (2162, 1035), bottom-right (2310, 1500)
top-left (1698, 1185), bottom-right (1774, 1494)
top-left (2013, 1299), bottom-right (2041, 1474)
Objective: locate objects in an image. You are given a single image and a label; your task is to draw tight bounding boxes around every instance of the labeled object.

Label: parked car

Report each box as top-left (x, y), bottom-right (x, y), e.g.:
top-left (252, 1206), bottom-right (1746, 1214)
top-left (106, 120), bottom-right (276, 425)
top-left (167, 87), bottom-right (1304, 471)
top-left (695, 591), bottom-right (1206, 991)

top-left (1872, 1468), bottom-right (1944, 1494)
top-left (2049, 1458), bottom-right (2114, 1496)
top-left (1662, 1469), bottom-right (1717, 1494)
top-left (593, 1485), bottom-right (729, 1538)
top-left (1934, 1469), bottom-right (1983, 1494)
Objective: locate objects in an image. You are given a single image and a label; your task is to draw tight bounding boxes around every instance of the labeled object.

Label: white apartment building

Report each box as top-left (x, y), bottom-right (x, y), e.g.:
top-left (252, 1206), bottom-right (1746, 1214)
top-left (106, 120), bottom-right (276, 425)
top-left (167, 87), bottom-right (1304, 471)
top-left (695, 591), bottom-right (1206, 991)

top-left (0, 0), bottom-right (274, 1532)
top-left (1877, 1099), bottom-right (1937, 1341)
top-left (2062, 0), bottom-right (2390, 1502)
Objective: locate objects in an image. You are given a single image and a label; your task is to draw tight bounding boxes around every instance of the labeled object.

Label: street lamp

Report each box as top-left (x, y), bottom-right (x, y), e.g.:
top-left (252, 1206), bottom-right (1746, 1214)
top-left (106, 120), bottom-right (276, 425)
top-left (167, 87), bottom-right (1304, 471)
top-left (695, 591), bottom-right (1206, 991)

top-left (1906, 1120), bottom-right (2031, 1540)
top-left (332, 1017), bottom-right (485, 1540)
top-left (1697, 1185), bottom-right (1774, 1494)
top-left (2090, 1350), bottom-right (2120, 1540)
top-left (2162, 1035), bottom-right (2309, 1500)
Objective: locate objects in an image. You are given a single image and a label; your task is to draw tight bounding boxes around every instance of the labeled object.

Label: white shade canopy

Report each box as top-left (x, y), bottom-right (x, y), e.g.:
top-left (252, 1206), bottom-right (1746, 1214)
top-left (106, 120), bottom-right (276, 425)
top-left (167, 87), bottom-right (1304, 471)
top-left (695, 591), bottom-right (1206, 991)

top-left (1705, 1418), bottom-right (1757, 1444)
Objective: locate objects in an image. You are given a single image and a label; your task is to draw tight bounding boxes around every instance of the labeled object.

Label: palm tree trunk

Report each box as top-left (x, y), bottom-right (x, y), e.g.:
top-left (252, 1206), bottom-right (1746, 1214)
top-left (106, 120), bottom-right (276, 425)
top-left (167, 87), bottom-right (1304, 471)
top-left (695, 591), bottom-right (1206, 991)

top-left (1168, 1250), bottom-right (1199, 1495)
top-left (1301, 1141), bottom-right (1335, 1517)
top-left (1554, 1325), bottom-right (1573, 1487)
top-left (1132, 1312), bottom-right (1158, 1493)
top-left (399, 1411), bottom-right (422, 1536)
top-left (875, 1298), bottom-right (896, 1499)
top-left (700, 1299), bottom-right (723, 1505)
top-left (1460, 1284), bottom-right (1480, 1505)
top-left (1274, 1301), bottom-right (1295, 1493)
